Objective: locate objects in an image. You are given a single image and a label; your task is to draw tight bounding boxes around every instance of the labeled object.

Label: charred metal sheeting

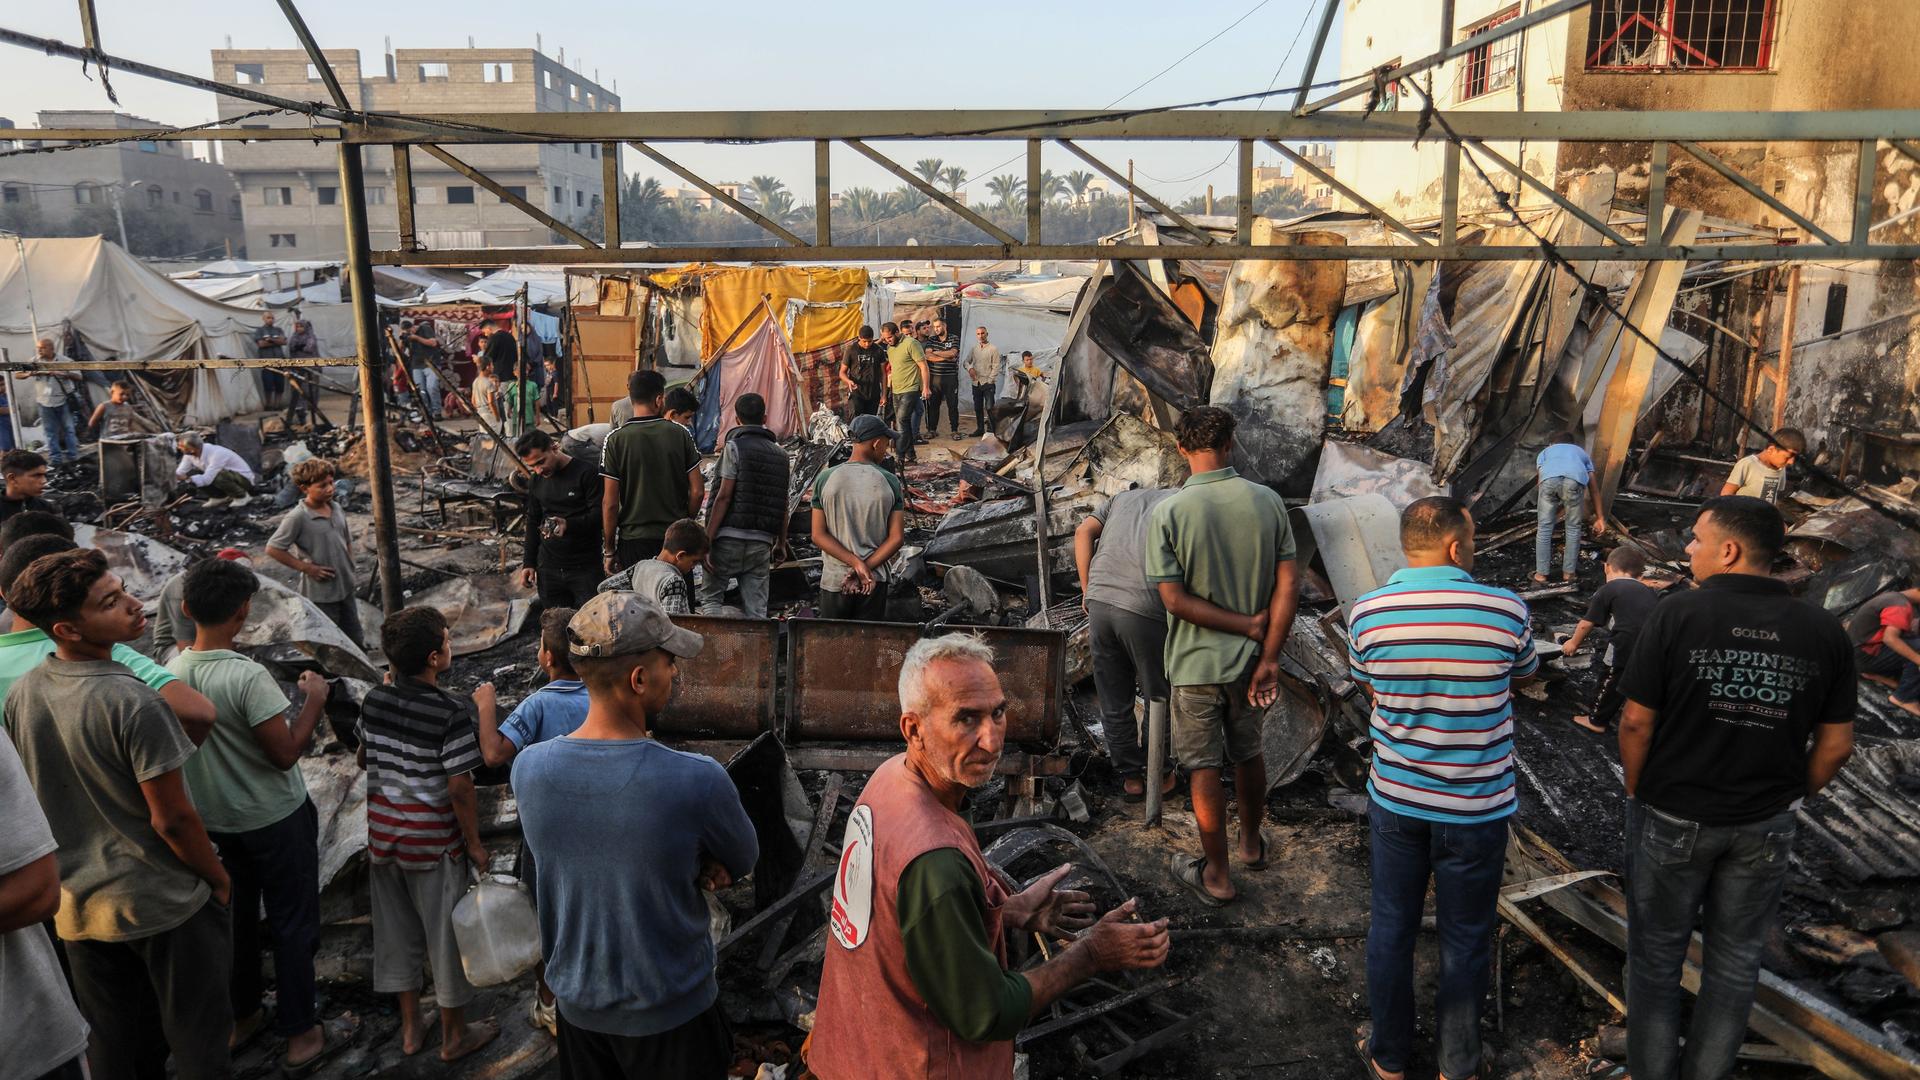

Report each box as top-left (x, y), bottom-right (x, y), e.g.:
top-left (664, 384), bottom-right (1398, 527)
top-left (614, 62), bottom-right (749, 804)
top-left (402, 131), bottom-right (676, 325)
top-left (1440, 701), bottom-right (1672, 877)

top-left (785, 620), bottom-right (1063, 745)
top-left (1509, 826), bottom-right (1920, 1079)
top-left (1082, 413), bottom-right (1187, 495)
top-left (924, 489), bottom-right (1104, 584)
top-left (1290, 494), bottom-right (1406, 617)
top-left (1261, 666), bottom-right (1330, 793)
top-left (372, 572), bottom-right (534, 661)
top-left (79, 524), bottom-right (189, 603)
top-left (1311, 442), bottom-right (1444, 510)
top-left (1210, 225), bottom-right (1347, 496)
top-left (242, 577), bottom-right (384, 685)
top-left (1083, 262), bottom-right (1212, 412)
top-left (1788, 497), bottom-right (1920, 576)
top-left (302, 753), bottom-right (365, 890)
top-left (1793, 740), bottom-right (1920, 884)
top-left (1802, 552), bottom-right (1909, 619)
top-left (722, 733), bottom-right (809, 913)
top-left (653, 615), bottom-right (780, 739)
top-left (1340, 262), bottom-right (1427, 434)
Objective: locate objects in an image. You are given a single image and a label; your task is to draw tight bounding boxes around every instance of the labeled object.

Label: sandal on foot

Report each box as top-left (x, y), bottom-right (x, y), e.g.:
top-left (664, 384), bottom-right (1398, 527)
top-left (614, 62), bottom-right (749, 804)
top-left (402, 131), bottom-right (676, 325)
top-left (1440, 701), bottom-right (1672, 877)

top-left (282, 1015), bottom-right (360, 1078)
top-left (1169, 854), bottom-right (1232, 907)
top-left (1239, 831), bottom-right (1270, 871)
top-left (1353, 1027), bottom-right (1392, 1079)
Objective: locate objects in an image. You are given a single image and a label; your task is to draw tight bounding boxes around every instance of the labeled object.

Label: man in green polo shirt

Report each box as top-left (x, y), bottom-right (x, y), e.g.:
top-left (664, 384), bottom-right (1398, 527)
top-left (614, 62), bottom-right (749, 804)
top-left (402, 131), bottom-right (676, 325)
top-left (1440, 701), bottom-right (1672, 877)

top-left (599, 370), bottom-right (705, 574)
top-left (1146, 406), bottom-right (1298, 907)
top-left (0, 534), bottom-right (214, 741)
top-left (882, 322), bottom-right (929, 465)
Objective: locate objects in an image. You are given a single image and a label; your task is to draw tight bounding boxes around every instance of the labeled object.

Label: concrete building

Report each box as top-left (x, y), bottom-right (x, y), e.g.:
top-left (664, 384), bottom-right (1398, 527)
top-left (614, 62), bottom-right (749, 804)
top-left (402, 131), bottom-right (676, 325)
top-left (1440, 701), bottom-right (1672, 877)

top-left (1252, 143), bottom-right (1337, 208)
top-left (0, 110), bottom-right (244, 258)
top-left (210, 46), bottom-right (618, 258)
top-left (1331, 0), bottom-right (1920, 466)
top-left (660, 183), bottom-right (759, 211)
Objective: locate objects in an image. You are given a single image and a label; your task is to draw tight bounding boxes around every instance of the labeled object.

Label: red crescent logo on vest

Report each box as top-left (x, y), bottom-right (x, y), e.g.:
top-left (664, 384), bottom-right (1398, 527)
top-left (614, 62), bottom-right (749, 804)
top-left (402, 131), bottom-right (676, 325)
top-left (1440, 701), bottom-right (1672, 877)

top-left (828, 804), bottom-right (874, 949)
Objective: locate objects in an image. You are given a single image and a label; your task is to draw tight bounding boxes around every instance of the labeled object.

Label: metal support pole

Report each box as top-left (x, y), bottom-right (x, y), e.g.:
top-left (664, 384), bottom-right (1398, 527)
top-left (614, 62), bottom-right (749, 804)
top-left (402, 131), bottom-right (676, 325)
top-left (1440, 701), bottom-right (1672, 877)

top-left (1647, 141), bottom-right (1668, 238)
top-left (1441, 142), bottom-right (1460, 250)
top-left (814, 140), bottom-right (832, 246)
top-left (1236, 139), bottom-right (1254, 243)
top-left (108, 184), bottom-right (130, 252)
top-left (1773, 264), bottom-right (1802, 431)
top-left (1025, 139), bottom-right (1042, 244)
top-left (1144, 698), bottom-right (1169, 827)
top-left (1292, 0), bottom-right (1340, 114)
top-left (338, 144), bottom-right (404, 614)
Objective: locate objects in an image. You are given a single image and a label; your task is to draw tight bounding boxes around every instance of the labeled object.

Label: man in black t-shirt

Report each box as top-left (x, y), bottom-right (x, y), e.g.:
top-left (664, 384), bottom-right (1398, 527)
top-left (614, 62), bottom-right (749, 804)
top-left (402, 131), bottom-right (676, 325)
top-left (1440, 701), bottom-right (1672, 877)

top-left (840, 326), bottom-right (887, 419)
top-left (515, 430), bottom-right (605, 609)
top-left (1614, 496), bottom-right (1855, 1080)
top-left (1561, 545), bottom-right (1659, 733)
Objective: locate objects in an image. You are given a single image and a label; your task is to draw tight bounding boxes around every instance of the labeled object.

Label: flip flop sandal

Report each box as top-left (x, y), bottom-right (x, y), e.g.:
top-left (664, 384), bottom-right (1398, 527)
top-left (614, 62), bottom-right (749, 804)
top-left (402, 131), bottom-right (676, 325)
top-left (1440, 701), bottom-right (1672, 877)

top-left (282, 1014), bottom-right (361, 1078)
top-left (1354, 1027), bottom-right (1392, 1079)
top-left (1123, 784), bottom-right (1146, 804)
top-left (1584, 1061), bottom-right (1629, 1079)
top-left (1169, 854), bottom-right (1232, 907)
top-left (1240, 831), bottom-right (1270, 871)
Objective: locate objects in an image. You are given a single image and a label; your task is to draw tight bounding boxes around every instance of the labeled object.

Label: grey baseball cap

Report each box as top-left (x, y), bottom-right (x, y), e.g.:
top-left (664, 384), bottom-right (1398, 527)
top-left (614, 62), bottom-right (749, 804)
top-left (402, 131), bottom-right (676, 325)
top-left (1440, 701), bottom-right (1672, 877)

top-left (567, 591), bottom-right (703, 660)
top-left (848, 414), bottom-right (899, 443)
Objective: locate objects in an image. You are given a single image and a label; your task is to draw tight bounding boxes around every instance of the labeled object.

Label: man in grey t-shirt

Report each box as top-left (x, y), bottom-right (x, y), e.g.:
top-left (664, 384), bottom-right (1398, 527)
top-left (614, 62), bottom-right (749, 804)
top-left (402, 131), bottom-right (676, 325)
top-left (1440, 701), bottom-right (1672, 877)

top-left (1075, 487), bottom-right (1176, 799)
top-left (0, 730), bottom-right (90, 1079)
top-left (810, 415), bottom-right (906, 622)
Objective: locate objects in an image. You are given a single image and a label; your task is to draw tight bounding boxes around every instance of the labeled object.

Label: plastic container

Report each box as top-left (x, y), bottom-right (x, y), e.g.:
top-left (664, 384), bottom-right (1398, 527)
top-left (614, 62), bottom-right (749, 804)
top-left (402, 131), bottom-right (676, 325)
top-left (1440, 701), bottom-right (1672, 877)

top-left (451, 871), bottom-right (543, 987)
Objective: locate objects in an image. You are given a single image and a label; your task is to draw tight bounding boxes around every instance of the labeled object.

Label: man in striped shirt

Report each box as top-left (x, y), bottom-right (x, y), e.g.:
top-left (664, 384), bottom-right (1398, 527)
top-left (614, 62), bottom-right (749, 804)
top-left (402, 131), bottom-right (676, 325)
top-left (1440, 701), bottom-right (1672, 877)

top-left (357, 605), bottom-right (498, 1062)
top-left (1348, 496), bottom-right (1537, 1080)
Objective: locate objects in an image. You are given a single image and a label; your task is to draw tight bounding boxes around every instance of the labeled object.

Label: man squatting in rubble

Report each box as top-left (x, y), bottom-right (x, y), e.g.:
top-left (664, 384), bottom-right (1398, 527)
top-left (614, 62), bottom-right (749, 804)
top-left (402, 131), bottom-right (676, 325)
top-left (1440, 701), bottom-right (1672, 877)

top-left (806, 635), bottom-right (1170, 1079)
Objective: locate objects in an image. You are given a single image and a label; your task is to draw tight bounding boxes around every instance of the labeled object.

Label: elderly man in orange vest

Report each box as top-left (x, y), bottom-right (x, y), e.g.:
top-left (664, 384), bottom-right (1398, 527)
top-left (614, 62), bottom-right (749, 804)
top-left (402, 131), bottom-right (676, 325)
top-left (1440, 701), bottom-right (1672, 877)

top-left (807, 635), bottom-right (1171, 1078)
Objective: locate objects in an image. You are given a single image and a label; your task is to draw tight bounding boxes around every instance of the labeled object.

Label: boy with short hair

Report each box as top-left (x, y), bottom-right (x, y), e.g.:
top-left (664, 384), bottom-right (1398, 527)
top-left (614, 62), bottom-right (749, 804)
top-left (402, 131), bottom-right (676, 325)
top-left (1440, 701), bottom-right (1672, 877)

top-left (267, 458), bottom-right (362, 648)
top-left (598, 518), bottom-right (707, 615)
top-left (1561, 545), bottom-right (1659, 733)
top-left (87, 380), bottom-right (156, 440)
top-left (170, 557), bottom-right (338, 1071)
top-left (5, 548), bottom-right (234, 1080)
top-left (663, 387), bottom-right (700, 433)
top-left (1721, 428), bottom-right (1806, 504)
top-left (810, 415), bottom-right (906, 622)
top-left (357, 605), bottom-right (498, 1062)
top-left (0, 448), bottom-right (57, 526)
top-left (1533, 431), bottom-right (1607, 584)
top-left (700, 393), bottom-right (790, 618)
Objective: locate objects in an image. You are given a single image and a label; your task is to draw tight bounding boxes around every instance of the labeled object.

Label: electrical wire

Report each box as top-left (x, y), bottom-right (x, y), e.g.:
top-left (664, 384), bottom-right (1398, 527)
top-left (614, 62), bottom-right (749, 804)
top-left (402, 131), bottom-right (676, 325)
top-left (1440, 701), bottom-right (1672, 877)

top-left (0, 108), bottom-right (290, 157)
top-left (1406, 78), bottom-right (1920, 533)
top-left (1105, 0), bottom-right (1276, 110)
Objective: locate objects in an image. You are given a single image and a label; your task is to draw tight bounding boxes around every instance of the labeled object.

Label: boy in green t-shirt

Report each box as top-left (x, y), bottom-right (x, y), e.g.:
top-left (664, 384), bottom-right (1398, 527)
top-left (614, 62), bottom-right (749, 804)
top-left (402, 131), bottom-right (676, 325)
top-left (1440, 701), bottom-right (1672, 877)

top-left (170, 557), bottom-right (339, 1071)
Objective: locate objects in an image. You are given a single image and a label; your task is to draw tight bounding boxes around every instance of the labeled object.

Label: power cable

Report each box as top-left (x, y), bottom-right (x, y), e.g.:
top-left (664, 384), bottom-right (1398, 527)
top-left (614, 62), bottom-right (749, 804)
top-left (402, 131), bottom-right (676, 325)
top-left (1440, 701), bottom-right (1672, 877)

top-left (1105, 0), bottom-right (1276, 109)
top-left (0, 108), bottom-right (291, 157)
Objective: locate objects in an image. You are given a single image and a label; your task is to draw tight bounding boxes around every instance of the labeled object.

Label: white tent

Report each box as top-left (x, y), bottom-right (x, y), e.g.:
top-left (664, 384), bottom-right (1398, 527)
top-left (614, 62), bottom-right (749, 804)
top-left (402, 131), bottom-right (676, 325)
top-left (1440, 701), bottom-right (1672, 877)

top-left (0, 236), bottom-right (265, 425)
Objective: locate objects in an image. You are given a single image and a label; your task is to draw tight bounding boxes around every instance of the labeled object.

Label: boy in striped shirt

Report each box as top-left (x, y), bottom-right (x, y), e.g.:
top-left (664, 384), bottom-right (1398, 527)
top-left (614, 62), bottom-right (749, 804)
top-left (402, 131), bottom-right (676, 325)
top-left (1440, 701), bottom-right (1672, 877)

top-left (357, 606), bottom-right (498, 1062)
top-left (1348, 496), bottom-right (1537, 1080)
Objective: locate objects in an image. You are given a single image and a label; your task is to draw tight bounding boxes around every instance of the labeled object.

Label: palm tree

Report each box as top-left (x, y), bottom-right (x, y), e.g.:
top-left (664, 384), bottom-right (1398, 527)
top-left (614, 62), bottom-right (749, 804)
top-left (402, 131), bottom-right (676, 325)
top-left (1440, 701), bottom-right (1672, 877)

top-left (1037, 170), bottom-right (1071, 203)
top-left (894, 184), bottom-right (930, 212)
top-left (840, 187), bottom-right (890, 224)
top-left (747, 174), bottom-right (787, 210)
top-left (986, 173), bottom-right (1025, 209)
top-left (1064, 169), bottom-right (1096, 205)
top-left (938, 165), bottom-right (968, 193)
top-left (763, 189), bottom-right (803, 225)
top-left (912, 158), bottom-right (946, 187)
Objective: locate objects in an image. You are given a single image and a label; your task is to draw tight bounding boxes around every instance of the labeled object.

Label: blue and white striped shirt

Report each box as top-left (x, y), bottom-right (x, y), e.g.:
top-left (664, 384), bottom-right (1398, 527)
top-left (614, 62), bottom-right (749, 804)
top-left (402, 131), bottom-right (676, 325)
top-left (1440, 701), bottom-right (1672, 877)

top-left (1349, 565), bottom-right (1537, 824)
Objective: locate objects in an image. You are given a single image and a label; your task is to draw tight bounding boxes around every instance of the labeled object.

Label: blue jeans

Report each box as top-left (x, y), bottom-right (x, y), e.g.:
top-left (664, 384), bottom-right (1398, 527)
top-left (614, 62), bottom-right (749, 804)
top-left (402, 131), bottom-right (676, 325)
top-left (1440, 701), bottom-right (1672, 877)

top-left (1366, 800), bottom-right (1509, 1079)
top-left (39, 401), bottom-right (77, 465)
top-left (1626, 800), bottom-right (1796, 1080)
top-left (1535, 475), bottom-right (1586, 577)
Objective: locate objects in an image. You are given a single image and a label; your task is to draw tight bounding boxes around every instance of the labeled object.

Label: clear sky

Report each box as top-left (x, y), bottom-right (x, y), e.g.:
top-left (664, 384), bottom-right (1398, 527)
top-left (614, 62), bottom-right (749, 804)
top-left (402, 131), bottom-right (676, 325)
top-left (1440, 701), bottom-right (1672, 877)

top-left (0, 0), bottom-right (1344, 204)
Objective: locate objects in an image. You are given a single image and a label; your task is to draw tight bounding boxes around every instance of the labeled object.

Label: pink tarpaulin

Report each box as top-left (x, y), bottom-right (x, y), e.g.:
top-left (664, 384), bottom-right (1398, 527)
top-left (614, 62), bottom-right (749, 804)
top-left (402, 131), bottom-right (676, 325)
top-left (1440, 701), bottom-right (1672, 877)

top-left (709, 317), bottom-right (801, 446)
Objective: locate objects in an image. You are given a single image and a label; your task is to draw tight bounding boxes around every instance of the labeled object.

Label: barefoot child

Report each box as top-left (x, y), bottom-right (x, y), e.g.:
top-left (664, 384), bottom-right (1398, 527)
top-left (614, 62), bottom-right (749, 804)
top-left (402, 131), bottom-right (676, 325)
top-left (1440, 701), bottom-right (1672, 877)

top-left (1560, 546), bottom-right (1658, 733)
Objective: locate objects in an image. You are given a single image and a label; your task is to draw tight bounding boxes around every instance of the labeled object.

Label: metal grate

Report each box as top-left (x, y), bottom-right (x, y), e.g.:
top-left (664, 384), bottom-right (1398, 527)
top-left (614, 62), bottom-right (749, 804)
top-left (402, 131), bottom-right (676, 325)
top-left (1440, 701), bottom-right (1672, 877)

top-left (1586, 0), bottom-right (1777, 72)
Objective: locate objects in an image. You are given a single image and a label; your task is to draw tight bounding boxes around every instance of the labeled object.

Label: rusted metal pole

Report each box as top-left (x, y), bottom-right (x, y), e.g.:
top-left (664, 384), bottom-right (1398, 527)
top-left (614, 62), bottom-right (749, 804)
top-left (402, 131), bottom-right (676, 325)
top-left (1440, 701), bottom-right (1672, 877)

top-left (339, 144), bottom-right (405, 614)
top-left (1773, 264), bottom-right (1802, 431)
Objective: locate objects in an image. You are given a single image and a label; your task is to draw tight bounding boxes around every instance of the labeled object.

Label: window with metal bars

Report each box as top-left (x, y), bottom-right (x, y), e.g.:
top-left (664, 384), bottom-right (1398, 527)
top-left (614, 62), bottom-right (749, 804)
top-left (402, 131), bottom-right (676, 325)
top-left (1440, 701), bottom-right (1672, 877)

top-left (1586, 0), bottom-right (1776, 71)
top-left (1458, 8), bottom-right (1520, 101)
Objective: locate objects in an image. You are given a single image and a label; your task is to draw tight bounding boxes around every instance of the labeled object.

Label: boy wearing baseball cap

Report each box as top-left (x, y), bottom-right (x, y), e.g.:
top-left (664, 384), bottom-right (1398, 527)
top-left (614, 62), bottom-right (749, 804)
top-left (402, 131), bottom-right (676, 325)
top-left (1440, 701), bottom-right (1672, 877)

top-left (809, 414), bottom-right (906, 622)
top-left (512, 592), bottom-right (758, 1078)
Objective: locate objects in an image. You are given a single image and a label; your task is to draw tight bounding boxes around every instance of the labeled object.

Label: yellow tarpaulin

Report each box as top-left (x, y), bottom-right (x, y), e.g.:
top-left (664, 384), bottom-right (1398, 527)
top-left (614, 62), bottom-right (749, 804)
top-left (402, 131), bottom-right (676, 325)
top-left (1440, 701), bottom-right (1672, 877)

top-left (649, 264), bottom-right (867, 357)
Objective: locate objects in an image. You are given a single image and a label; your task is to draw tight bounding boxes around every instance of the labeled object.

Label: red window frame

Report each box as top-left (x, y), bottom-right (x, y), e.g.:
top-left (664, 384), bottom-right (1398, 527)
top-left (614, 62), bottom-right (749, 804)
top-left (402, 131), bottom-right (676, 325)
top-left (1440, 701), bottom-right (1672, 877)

top-left (1586, 0), bottom-right (1777, 73)
top-left (1459, 8), bottom-right (1520, 102)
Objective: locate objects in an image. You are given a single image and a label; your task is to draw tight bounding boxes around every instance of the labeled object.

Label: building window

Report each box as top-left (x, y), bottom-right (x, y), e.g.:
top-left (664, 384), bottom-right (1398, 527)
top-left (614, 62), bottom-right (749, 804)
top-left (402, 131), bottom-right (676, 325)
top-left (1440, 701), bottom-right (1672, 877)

top-left (306, 63), bottom-right (325, 82)
top-left (1822, 284), bottom-right (1849, 336)
top-left (553, 184), bottom-right (564, 205)
top-left (485, 63), bottom-right (514, 83)
top-left (418, 62), bottom-right (450, 81)
top-left (575, 190), bottom-right (585, 208)
top-left (1459, 9), bottom-right (1520, 101)
top-left (234, 62), bottom-right (265, 84)
top-left (172, 191), bottom-right (180, 204)
top-left (194, 189), bottom-right (214, 212)
top-left (571, 143), bottom-right (581, 155)
top-left (569, 83), bottom-right (581, 101)
top-left (229, 195), bottom-right (243, 219)
top-left (447, 185), bottom-right (476, 204)
top-left (137, 140), bottom-right (158, 153)
top-left (368, 187), bottom-right (388, 205)
top-left (2, 184), bottom-right (22, 205)
top-left (145, 187), bottom-right (164, 208)
top-left (501, 186), bottom-right (528, 202)
top-left (269, 233), bottom-right (297, 248)
top-left (589, 144), bottom-right (599, 159)
top-left (264, 186), bottom-right (293, 206)
top-left (1586, 0), bottom-right (1776, 72)
top-left (1375, 58), bottom-right (1405, 112)
top-left (586, 91), bottom-right (596, 108)
top-left (317, 186), bottom-right (338, 206)
top-left (74, 182), bottom-right (100, 205)
top-left (542, 69), bottom-right (554, 90)
top-left (415, 186), bottom-right (440, 205)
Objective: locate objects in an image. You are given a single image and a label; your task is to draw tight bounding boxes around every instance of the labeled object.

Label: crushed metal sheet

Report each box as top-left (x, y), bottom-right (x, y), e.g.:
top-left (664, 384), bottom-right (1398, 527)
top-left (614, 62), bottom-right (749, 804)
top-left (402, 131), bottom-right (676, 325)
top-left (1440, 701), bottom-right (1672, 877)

top-left (1082, 262), bottom-right (1213, 412)
top-left (366, 573), bottom-right (536, 663)
top-left (1311, 442), bottom-right (1445, 509)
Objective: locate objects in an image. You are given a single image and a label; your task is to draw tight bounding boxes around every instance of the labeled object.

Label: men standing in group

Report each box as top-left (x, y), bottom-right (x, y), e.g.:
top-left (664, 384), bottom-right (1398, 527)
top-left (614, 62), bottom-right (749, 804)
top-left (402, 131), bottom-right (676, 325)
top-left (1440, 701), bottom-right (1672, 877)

top-left (1720, 429), bottom-right (1804, 504)
top-left (1075, 483), bottom-right (1176, 803)
top-left (882, 322), bottom-right (928, 464)
top-left (700, 393), bottom-right (790, 618)
top-left (170, 557), bottom-right (339, 1073)
top-left (1146, 406), bottom-right (1298, 906)
top-left (25, 338), bottom-right (79, 469)
top-left (1614, 496), bottom-right (1854, 1080)
top-left (1848, 586), bottom-right (1920, 714)
top-left (923, 317), bottom-right (961, 440)
top-left (810, 415), bottom-right (906, 622)
top-left (808, 636), bottom-right (1170, 1079)
top-left (841, 325), bottom-right (888, 419)
top-left (1347, 497), bottom-right (1537, 1080)
top-left (516, 429), bottom-right (606, 610)
top-left (965, 325), bottom-right (1001, 437)
top-left (255, 313), bottom-right (288, 412)
top-left (601, 369), bottom-right (704, 573)
top-left (513, 593), bottom-right (757, 1078)
top-left (6, 549), bottom-right (235, 1080)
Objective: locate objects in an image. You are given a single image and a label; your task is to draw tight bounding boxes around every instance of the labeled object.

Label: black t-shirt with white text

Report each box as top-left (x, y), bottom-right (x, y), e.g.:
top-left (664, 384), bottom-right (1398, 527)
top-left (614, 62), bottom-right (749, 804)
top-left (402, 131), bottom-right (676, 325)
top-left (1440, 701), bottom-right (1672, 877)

top-left (1620, 573), bottom-right (1856, 825)
top-left (1585, 577), bottom-right (1658, 638)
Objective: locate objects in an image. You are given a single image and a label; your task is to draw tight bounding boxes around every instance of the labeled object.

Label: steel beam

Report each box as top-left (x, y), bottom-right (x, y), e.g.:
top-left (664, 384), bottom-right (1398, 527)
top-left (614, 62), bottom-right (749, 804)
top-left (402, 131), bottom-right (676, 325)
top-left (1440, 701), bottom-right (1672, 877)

top-left (1056, 139), bottom-right (1215, 244)
top-left (1291, 0), bottom-right (1340, 114)
top-left (1674, 140), bottom-right (1842, 246)
top-left (1463, 139), bottom-right (1634, 248)
top-left (814, 140), bottom-right (831, 246)
top-left (390, 145), bottom-right (418, 251)
top-left (1441, 142), bottom-right (1461, 250)
top-left (273, 0), bottom-right (351, 111)
top-left (5, 356), bottom-right (353, 371)
top-left (1647, 141), bottom-right (1668, 234)
top-left (1891, 139), bottom-right (1920, 168)
top-left (843, 138), bottom-right (1019, 246)
top-left (627, 141), bottom-right (809, 247)
top-left (1026, 139), bottom-right (1042, 244)
top-left (1852, 140), bottom-right (1877, 247)
top-left (1236, 140), bottom-right (1254, 244)
top-left (1265, 138), bottom-right (1431, 246)
top-left (338, 144), bottom-right (404, 615)
top-left (601, 142), bottom-right (621, 249)
top-left (1299, 0), bottom-right (1591, 114)
top-left (417, 143), bottom-right (598, 250)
